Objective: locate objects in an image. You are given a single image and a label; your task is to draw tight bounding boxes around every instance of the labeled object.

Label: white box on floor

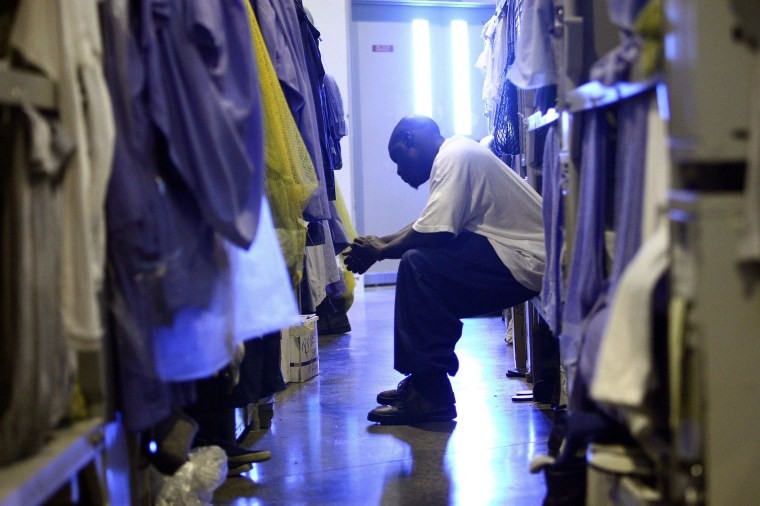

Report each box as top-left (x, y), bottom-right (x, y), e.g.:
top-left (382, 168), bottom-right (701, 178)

top-left (280, 328), bottom-right (291, 384)
top-left (283, 314), bottom-right (319, 383)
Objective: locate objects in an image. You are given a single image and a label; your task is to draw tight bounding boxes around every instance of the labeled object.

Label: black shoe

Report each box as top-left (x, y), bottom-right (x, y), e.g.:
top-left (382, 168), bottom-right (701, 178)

top-left (316, 296), bottom-right (352, 335)
top-left (195, 437), bottom-right (271, 464)
top-left (376, 375), bottom-right (413, 406)
top-left (317, 311), bottom-right (351, 335)
top-left (225, 447), bottom-right (271, 465)
top-left (368, 385), bottom-right (457, 425)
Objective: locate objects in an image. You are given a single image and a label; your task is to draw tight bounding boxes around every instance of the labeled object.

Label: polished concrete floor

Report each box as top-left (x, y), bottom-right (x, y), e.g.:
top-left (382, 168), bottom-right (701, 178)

top-left (213, 285), bottom-right (553, 505)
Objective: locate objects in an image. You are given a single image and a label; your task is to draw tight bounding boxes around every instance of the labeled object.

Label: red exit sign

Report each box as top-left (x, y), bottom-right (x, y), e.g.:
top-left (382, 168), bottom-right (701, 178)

top-left (372, 44), bottom-right (394, 52)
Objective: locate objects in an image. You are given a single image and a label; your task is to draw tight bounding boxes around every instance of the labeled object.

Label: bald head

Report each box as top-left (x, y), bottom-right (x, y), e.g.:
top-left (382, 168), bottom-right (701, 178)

top-left (388, 115), bottom-right (442, 149)
top-left (387, 115), bottom-right (446, 189)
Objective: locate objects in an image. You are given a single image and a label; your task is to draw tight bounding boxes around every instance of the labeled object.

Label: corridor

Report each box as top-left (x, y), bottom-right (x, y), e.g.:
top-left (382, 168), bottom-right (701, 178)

top-left (213, 285), bottom-right (553, 505)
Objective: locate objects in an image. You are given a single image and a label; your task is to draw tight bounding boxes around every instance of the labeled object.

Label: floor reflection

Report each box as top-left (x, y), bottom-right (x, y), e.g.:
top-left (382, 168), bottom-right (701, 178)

top-left (212, 286), bottom-right (552, 505)
top-left (368, 422), bottom-right (457, 505)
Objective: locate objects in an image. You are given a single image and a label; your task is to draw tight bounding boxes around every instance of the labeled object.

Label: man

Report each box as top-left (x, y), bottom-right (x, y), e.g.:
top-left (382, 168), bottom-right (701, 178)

top-left (343, 115), bottom-right (545, 425)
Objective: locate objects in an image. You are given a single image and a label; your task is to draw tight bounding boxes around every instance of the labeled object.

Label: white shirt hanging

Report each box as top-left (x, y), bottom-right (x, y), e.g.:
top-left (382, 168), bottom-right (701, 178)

top-left (505, 0), bottom-right (557, 90)
top-left (152, 198), bottom-right (300, 382)
top-left (475, 13), bottom-right (509, 131)
top-left (591, 96), bottom-right (671, 407)
top-left (11, 0), bottom-right (115, 349)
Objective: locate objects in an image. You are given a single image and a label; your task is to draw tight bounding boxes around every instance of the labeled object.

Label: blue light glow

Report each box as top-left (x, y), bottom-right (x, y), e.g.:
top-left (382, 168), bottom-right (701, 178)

top-left (656, 82), bottom-right (670, 121)
top-left (451, 20), bottom-right (472, 135)
top-left (148, 441), bottom-right (158, 454)
top-left (412, 19), bottom-right (432, 117)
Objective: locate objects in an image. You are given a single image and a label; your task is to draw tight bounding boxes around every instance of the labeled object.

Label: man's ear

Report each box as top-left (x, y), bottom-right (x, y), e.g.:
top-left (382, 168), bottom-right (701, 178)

top-left (402, 131), bottom-right (413, 148)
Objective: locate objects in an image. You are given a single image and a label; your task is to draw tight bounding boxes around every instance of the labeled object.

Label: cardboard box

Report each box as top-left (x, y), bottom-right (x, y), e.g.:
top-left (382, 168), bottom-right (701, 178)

top-left (282, 314), bottom-right (319, 383)
top-left (279, 327), bottom-right (291, 384)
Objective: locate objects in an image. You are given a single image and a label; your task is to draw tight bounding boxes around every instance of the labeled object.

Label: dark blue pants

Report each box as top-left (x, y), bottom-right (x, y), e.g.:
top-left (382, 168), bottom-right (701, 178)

top-left (393, 232), bottom-right (538, 403)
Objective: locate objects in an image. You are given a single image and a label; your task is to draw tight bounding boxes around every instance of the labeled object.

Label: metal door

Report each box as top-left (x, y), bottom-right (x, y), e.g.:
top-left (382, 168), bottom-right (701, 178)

top-left (351, 1), bottom-right (494, 283)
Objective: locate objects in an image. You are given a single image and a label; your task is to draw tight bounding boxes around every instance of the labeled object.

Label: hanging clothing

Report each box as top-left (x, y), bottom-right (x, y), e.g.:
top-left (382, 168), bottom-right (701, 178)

top-left (323, 73), bottom-right (346, 170)
top-left (491, 1), bottom-right (522, 156)
top-left (558, 109), bottom-right (613, 404)
top-left (141, 1), bottom-right (264, 381)
top-left (246, 2), bottom-right (318, 289)
top-left (331, 183), bottom-right (359, 311)
top-left (253, 0), bottom-right (340, 311)
top-left (226, 198), bottom-right (301, 343)
top-left (189, 331), bottom-right (285, 412)
top-left (295, 0), bottom-right (336, 201)
top-left (103, 0), bottom-right (268, 427)
top-left (150, 244), bottom-right (234, 382)
top-left (576, 92), bottom-right (650, 399)
top-left (253, 0), bottom-right (331, 221)
top-left (323, 74), bottom-right (347, 141)
top-left (141, 0), bottom-right (265, 249)
top-left (321, 74), bottom-right (354, 301)
top-left (102, 0), bottom-right (160, 432)
top-left (475, 12), bottom-right (508, 131)
top-left (328, 200), bottom-right (351, 253)
top-left (153, 198), bottom-right (300, 382)
top-left (539, 125), bottom-right (563, 335)
top-left (103, 0), bottom-right (209, 430)
top-left (591, 95), bottom-right (671, 408)
top-left (505, 0), bottom-right (557, 90)
top-left (301, 222), bottom-right (343, 313)
top-left (324, 203), bottom-right (354, 306)
top-left (292, 0), bottom-right (345, 307)
top-left (0, 106), bottom-right (74, 465)
top-left (589, 0), bottom-right (650, 85)
top-left (737, 52), bottom-right (760, 265)
top-left (605, 0), bottom-right (652, 29)
top-left (492, 78), bottom-right (522, 157)
top-left (11, 0), bottom-right (115, 349)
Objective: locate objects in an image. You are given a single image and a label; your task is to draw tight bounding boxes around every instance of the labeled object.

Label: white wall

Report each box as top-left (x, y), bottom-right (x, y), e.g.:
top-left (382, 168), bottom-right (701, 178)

top-left (303, 0), bottom-right (355, 227)
top-left (302, 0), bottom-right (495, 239)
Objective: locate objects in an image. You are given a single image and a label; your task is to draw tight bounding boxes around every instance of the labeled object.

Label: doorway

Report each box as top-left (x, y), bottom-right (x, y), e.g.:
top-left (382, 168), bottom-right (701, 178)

top-left (350, 0), bottom-right (495, 284)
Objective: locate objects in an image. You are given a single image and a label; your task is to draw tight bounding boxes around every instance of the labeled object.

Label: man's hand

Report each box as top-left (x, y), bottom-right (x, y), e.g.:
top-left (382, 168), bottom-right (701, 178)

top-left (341, 235), bottom-right (386, 274)
top-left (352, 235), bottom-right (386, 262)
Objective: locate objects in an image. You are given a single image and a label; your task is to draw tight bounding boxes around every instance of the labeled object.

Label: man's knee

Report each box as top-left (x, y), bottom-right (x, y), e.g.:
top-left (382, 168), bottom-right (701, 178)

top-left (399, 248), bottom-right (433, 275)
top-left (398, 248), bottom-right (416, 266)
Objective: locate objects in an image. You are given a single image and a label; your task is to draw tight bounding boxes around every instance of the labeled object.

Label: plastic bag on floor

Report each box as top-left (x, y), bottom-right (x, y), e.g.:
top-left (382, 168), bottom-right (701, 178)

top-left (156, 446), bottom-right (228, 506)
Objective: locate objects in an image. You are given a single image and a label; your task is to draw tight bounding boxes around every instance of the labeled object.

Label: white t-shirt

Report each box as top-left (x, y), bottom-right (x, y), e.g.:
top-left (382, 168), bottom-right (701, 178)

top-left (413, 136), bottom-right (546, 292)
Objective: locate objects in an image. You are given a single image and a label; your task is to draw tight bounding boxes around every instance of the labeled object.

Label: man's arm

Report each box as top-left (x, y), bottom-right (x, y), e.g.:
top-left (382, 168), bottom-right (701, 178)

top-left (370, 226), bottom-right (453, 260)
top-left (379, 223), bottom-right (415, 244)
top-left (342, 223), bottom-right (453, 273)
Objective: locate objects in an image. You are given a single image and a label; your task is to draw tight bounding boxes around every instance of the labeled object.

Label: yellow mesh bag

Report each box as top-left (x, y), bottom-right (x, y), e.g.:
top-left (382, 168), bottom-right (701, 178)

top-left (333, 183), bottom-right (357, 310)
top-left (246, 4), bottom-right (318, 289)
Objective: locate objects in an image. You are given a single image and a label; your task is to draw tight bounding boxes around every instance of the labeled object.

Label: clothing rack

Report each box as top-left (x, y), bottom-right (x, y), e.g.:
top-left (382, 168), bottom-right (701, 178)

top-left (0, 417), bottom-right (129, 506)
top-left (0, 4), bottom-right (129, 502)
top-left (525, 107), bottom-right (558, 132)
top-left (565, 77), bottom-right (660, 113)
top-left (517, 0), bottom-right (760, 503)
